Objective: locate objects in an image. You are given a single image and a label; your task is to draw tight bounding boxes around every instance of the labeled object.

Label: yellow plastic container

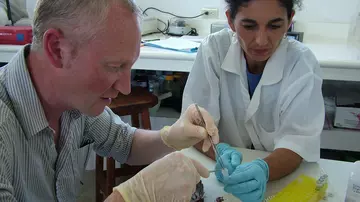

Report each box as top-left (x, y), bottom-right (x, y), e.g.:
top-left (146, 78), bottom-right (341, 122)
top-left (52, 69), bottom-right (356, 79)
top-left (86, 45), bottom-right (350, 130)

top-left (266, 174), bottom-right (328, 202)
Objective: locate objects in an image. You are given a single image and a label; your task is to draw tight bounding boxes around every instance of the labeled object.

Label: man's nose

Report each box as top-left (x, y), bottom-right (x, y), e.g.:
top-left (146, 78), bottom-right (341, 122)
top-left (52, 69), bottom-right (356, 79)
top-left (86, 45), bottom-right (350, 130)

top-left (113, 70), bottom-right (132, 95)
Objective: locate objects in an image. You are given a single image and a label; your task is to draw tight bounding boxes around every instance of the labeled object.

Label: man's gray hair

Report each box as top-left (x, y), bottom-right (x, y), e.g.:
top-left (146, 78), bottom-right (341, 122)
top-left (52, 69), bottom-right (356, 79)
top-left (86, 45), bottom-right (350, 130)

top-left (32, 0), bottom-right (140, 50)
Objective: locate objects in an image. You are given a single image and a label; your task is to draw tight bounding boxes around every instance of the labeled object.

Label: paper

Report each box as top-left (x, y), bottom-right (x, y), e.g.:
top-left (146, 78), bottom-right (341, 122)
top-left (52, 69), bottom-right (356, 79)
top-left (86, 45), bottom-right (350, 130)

top-left (144, 37), bottom-right (200, 53)
top-left (180, 35), bottom-right (205, 43)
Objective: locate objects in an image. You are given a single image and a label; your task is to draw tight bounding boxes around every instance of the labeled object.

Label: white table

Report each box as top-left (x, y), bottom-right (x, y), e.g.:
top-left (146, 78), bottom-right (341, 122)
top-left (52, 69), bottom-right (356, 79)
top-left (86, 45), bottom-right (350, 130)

top-left (181, 147), bottom-right (353, 202)
top-left (1, 41), bottom-right (360, 81)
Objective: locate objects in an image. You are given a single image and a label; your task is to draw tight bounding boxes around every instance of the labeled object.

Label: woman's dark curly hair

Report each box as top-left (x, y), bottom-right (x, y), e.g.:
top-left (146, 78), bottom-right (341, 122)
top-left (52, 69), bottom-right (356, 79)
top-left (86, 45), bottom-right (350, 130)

top-left (225, 0), bottom-right (303, 20)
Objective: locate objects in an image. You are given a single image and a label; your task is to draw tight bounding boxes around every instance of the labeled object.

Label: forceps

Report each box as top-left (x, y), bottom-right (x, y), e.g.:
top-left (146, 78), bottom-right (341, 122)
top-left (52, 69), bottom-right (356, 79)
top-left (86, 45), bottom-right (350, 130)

top-left (194, 104), bottom-right (228, 175)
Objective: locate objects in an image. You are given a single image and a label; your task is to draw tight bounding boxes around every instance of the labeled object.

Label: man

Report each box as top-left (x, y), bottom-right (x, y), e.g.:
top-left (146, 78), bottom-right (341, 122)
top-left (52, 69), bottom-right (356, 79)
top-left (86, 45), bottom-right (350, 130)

top-left (0, 0), bottom-right (32, 26)
top-left (0, 0), bottom-right (219, 201)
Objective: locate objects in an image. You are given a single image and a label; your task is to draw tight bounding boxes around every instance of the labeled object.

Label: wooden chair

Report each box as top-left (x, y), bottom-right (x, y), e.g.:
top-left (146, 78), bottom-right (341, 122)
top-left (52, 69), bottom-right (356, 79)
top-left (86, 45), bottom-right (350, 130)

top-left (95, 87), bottom-right (158, 202)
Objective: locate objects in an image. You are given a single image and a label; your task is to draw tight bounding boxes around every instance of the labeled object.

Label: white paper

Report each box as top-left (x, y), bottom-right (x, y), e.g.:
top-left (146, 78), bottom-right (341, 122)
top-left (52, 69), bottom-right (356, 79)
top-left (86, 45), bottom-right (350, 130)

top-left (144, 37), bottom-right (200, 52)
top-left (180, 35), bottom-right (205, 43)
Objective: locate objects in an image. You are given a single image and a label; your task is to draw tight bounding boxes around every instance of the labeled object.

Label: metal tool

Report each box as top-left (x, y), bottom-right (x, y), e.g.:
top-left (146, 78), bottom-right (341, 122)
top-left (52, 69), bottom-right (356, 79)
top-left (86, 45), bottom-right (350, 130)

top-left (209, 169), bottom-right (223, 173)
top-left (194, 104), bottom-right (226, 171)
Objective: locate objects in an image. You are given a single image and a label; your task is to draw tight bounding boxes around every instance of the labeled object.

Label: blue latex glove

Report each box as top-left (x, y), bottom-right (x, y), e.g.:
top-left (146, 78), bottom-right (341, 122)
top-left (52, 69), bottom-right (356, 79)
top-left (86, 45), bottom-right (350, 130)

top-left (215, 143), bottom-right (242, 183)
top-left (223, 159), bottom-right (269, 202)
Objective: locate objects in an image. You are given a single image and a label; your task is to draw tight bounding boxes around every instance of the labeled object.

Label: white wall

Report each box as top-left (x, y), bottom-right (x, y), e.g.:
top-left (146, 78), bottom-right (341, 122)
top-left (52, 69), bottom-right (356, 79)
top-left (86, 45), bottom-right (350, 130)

top-left (137, 0), bottom-right (226, 19)
top-left (137, 0), bottom-right (360, 23)
top-left (136, 0), bottom-right (360, 41)
top-left (296, 0), bottom-right (360, 23)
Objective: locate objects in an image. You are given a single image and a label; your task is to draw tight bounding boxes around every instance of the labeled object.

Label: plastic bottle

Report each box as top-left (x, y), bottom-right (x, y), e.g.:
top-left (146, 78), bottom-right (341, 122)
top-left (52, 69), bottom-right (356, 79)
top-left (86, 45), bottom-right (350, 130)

top-left (26, 0), bottom-right (37, 20)
top-left (348, 3), bottom-right (360, 50)
top-left (163, 75), bottom-right (174, 93)
top-left (345, 161), bottom-right (360, 202)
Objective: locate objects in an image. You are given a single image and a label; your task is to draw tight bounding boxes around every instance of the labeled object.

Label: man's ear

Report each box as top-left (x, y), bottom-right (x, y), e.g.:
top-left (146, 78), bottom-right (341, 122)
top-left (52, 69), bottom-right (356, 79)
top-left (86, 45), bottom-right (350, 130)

top-left (42, 28), bottom-right (71, 69)
top-left (226, 9), bottom-right (236, 32)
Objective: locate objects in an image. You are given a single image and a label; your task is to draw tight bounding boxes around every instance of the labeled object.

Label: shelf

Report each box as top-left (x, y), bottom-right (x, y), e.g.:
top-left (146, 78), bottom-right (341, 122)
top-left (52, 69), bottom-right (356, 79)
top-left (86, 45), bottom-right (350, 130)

top-left (321, 129), bottom-right (360, 152)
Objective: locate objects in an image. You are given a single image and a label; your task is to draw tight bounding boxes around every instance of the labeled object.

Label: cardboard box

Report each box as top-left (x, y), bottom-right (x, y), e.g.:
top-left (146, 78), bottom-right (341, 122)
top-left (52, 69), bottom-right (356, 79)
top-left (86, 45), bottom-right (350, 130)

top-left (334, 95), bottom-right (360, 130)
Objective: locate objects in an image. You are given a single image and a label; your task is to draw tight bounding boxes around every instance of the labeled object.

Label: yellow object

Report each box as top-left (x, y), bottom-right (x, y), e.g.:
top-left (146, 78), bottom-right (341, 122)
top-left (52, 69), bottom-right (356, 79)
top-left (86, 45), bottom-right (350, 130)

top-left (267, 174), bottom-right (328, 202)
top-left (165, 75), bottom-right (174, 81)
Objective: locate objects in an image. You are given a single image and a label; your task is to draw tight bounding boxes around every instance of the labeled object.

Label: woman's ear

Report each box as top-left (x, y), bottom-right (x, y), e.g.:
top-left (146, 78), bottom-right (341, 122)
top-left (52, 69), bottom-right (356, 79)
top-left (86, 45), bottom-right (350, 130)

top-left (226, 9), bottom-right (236, 32)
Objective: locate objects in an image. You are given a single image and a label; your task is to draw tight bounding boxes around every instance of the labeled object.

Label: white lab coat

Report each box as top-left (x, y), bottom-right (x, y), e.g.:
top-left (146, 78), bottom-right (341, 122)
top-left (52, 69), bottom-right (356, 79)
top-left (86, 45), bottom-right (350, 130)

top-left (182, 29), bottom-right (325, 162)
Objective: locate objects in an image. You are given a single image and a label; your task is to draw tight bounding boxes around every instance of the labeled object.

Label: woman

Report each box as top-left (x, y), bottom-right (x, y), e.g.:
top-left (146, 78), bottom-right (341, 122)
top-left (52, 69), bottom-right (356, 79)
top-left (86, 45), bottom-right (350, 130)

top-left (182, 0), bottom-right (325, 201)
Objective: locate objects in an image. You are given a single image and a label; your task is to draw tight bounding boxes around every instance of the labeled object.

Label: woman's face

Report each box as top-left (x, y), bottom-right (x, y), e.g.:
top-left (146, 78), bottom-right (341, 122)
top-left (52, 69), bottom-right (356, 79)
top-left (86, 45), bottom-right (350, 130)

top-left (226, 0), bottom-right (294, 63)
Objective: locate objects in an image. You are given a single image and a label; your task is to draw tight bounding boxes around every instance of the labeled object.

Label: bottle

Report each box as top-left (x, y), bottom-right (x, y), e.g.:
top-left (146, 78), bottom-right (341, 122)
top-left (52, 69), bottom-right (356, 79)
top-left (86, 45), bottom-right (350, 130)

top-left (163, 75), bottom-right (174, 93)
top-left (345, 161), bottom-right (360, 202)
top-left (26, 0), bottom-right (37, 20)
top-left (348, 2), bottom-right (360, 50)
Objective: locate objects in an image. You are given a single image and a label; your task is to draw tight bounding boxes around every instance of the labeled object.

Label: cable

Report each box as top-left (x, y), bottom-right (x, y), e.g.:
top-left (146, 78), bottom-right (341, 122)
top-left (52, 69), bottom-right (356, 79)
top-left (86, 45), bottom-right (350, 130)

top-left (142, 7), bottom-right (208, 19)
top-left (140, 19), bottom-right (169, 37)
top-left (186, 28), bottom-right (198, 36)
top-left (5, 0), bottom-right (14, 25)
top-left (138, 7), bottom-right (146, 16)
top-left (157, 19), bottom-right (169, 33)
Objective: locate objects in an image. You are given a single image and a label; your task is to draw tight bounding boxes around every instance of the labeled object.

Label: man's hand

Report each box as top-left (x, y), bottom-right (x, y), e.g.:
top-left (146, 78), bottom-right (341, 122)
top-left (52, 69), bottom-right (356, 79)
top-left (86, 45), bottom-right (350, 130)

top-left (112, 152), bottom-right (209, 202)
top-left (194, 140), bottom-right (216, 160)
top-left (160, 104), bottom-right (219, 151)
top-left (104, 191), bottom-right (125, 202)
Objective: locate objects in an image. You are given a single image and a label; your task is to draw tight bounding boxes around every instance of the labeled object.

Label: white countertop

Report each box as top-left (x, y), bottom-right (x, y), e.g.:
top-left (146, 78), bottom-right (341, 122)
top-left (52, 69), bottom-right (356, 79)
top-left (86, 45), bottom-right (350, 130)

top-left (181, 147), bottom-right (353, 202)
top-left (306, 43), bottom-right (360, 68)
top-left (1, 40), bottom-right (360, 81)
top-left (3, 42), bottom-right (359, 67)
top-left (137, 41), bottom-right (360, 82)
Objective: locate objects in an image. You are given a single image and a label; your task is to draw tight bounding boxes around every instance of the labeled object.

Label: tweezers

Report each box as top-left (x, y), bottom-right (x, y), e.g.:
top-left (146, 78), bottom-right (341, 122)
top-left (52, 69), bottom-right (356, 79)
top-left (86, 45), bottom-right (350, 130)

top-left (194, 104), bottom-right (226, 170)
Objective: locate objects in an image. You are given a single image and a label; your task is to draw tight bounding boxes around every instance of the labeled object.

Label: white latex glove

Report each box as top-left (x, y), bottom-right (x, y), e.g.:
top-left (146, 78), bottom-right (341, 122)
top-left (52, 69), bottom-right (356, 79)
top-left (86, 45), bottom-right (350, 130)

top-left (160, 104), bottom-right (219, 151)
top-left (111, 152), bottom-right (209, 202)
top-left (0, 8), bottom-right (8, 26)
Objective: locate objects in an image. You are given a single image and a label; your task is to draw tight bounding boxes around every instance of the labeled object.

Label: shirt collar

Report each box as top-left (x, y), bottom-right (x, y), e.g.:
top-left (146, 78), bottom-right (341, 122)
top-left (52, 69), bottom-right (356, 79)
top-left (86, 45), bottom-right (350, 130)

top-left (5, 45), bottom-right (49, 139)
top-left (221, 34), bottom-right (289, 86)
top-left (5, 45), bottom-right (81, 139)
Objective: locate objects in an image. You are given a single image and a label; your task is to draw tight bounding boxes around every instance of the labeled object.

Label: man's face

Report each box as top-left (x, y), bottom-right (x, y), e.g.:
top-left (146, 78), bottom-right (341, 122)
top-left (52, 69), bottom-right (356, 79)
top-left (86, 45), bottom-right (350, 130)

top-left (227, 0), bottom-right (293, 63)
top-left (59, 5), bottom-right (141, 116)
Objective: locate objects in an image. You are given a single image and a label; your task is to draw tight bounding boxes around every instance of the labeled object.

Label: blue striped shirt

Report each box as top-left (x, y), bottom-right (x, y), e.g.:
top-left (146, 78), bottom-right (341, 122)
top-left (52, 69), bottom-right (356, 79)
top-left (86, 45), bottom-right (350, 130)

top-left (0, 45), bottom-right (135, 201)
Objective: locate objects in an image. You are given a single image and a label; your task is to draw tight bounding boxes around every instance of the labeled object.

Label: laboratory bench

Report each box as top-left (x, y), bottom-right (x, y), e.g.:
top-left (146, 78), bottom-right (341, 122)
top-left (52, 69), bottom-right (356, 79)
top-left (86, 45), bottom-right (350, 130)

top-left (2, 38), bottom-right (360, 82)
top-left (181, 147), bottom-right (353, 202)
top-left (1, 37), bottom-right (360, 155)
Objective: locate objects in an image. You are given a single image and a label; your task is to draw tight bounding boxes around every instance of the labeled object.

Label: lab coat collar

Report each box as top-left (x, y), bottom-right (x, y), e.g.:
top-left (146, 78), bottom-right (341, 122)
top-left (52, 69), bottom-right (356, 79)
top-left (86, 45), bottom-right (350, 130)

top-left (220, 33), bottom-right (244, 76)
top-left (221, 34), bottom-right (289, 86)
top-left (261, 39), bottom-right (288, 85)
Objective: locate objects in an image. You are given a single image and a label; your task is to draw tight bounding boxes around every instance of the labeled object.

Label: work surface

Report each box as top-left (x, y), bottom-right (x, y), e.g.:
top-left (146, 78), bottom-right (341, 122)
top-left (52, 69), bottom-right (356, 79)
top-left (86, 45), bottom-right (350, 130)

top-left (1, 40), bottom-right (360, 82)
top-left (181, 147), bottom-right (353, 202)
